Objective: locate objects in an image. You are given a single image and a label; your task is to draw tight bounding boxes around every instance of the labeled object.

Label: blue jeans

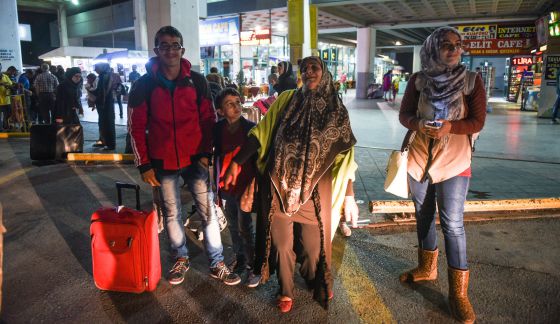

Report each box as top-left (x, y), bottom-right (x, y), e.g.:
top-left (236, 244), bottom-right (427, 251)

top-left (156, 161), bottom-right (224, 268)
top-left (408, 174), bottom-right (470, 270)
top-left (222, 192), bottom-right (254, 266)
top-left (552, 94), bottom-right (560, 121)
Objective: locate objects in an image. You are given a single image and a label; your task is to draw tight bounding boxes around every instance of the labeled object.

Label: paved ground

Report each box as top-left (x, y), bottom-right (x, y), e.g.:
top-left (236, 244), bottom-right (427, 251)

top-left (1, 90), bottom-right (559, 323)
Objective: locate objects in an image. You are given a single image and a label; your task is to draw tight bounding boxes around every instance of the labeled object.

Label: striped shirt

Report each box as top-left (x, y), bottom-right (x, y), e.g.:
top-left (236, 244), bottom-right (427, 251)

top-left (33, 72), bottom-right (59, 93)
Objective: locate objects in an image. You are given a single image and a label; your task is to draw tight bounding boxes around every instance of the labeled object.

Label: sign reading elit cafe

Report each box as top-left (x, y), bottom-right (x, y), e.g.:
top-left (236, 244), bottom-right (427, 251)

top-left (456, 24), bottom-right (537, 56)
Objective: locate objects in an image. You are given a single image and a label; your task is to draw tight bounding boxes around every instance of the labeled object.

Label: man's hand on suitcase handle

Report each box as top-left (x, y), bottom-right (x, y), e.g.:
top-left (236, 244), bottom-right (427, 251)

top-left (141, 169), bottom-right (161, 187)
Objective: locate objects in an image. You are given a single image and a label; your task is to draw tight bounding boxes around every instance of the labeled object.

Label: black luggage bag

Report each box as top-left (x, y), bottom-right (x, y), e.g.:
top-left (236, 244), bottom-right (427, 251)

top-left (30, 124), bottom-right (84, 160)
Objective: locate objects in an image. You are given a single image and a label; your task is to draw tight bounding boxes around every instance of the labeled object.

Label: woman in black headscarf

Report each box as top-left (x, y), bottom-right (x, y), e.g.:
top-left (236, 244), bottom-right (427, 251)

top-left (398, 27), bottom-right (486, 324)
top-left (273, 61), bottom-right (297, 95)
top-left (224, 56), bottom-right (359, 312)
top-left (54, 67), bottom-right (82, 124)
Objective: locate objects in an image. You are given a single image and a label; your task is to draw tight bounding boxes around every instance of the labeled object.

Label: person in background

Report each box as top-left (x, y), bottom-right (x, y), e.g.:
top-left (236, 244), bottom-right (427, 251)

top-left (207, 66), bottom-right (226, 89)
top-left (0, 63), bottom-right (15, 129)
top-left (206, 73), bottom-right (224, 101)
top-left (91, 63), bottom-right (115, 150)
top-left (382, 70), bottom-right (393, 101)
top-left (339, 71), bottom-right (348, 95)
top-left (273, 61), bottom-right (297, 95)
top-left (398, 26), bottom-right (485, 324)
top-left (224, 56), bottom-right (359, 313)
top-left (18, 69), bottom-right (36, 124)
top-left (55, 65), bottom-right (65, 84)
top-left (551, 70), bottom-right (560, 124)
top-left (110, 68), bottom-right (124, 119)
top-left (267, 66), bottom-right (278, 96)
top-left (33, 63), bottom-right (59, 124)
top-left (54, 67), bottom-right (82, 125)
top-left (128, 65), bottom-right (141, 85)
top-left (213, 88), bottom-right (260, 287)
top-left (6, 66), bottom-right (18, 83)
top-left (391, 73), bottom-right (400, 102)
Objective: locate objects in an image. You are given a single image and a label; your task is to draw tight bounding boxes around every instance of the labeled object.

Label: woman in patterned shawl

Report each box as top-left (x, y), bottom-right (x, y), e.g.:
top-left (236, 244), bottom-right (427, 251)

top-left (224, 56), bottom-right (359, 312)
top-left (398, 27), bottom-right (486, 324)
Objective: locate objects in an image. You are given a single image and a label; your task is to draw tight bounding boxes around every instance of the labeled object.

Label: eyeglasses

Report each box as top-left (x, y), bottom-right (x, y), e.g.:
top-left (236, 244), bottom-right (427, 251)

top-left (440, 42), bottom-right (463, 52)
top-left (156, 43), bottom-right (183, 51)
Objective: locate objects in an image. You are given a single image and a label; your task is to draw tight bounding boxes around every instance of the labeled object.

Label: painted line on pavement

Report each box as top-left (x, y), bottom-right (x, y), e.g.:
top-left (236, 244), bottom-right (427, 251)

top-left (0, 132), bottom-right (30, 138)
top-left (73, 167), bottom-right (112, 207)
top-left (67, 153), bottom-right (134, 162)
top-left (370, 198), bottom-right (560, 214)
top-left (332, 237), bottom-right (395, 322)
top-left (0, 167), bottom-right (33, 187)
top-left (366, 213), bottom-right (560, 229)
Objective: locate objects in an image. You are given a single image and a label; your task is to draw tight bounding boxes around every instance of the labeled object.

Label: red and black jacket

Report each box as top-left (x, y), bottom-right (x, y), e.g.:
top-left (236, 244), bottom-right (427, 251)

top-left (128, 57), bottom-right (216, 173)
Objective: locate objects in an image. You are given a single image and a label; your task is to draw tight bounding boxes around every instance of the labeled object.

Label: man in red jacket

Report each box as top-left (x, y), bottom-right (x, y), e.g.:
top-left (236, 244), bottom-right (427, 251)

top-left (129, 26), bottom-right (240, 286)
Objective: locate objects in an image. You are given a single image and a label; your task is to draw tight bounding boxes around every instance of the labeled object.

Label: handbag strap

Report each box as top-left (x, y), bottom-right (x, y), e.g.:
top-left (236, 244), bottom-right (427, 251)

top-left (403, 131), bottom-right (416, 152)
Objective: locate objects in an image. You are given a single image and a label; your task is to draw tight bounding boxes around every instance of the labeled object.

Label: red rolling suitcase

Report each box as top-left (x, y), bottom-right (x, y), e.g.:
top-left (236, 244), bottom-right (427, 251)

top-left (90, 182), bottom-right (161, 293)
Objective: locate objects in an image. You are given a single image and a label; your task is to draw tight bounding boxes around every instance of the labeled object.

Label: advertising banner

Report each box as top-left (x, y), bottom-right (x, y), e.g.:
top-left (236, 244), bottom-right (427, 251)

top-left (544, 55), bottom-right (560, 82)
top-left (240, 29), bottom-right (271, 46)
top-left (199, 17), bottom-right (240, 46)
top-left (457, 24), bottom-right (536, 56)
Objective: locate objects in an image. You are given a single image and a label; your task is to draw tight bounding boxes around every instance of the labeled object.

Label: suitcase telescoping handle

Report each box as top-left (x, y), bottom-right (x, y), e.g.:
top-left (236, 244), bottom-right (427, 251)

top-left (116, 182), bottom-right (141, 210)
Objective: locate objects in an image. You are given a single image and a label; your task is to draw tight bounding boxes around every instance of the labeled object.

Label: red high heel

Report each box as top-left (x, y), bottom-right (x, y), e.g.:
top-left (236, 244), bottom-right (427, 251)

top-left (277, 298), bottom-right (293, 313)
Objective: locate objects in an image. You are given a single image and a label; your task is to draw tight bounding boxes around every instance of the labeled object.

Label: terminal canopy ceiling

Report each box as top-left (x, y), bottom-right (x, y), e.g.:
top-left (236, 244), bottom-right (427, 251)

top-left (241, 0), bottom-right (557, 48)
top-left (18, 0), bottom-right (560, 47)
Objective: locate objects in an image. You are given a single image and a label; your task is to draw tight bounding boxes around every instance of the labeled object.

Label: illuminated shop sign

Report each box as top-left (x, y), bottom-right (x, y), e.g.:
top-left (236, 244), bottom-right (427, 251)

top-left (550, 11), bottom-right (560, 37)
top-left (322, 49), bottom-right (329, 61)
top-left (544, 55), bottom-right (560, 81)
top-left (330, 48), bottom-right (337, 61)
top-left (199, 17), bottom-right (240, 46)
top-left (240, 29), bottom-right (271, 46)
top-left (457, 25), bottom-right (497, 40)
top-left (457, 24), bottom-right (536, 55)
top-left (511, 57), bottom-right (533, 65)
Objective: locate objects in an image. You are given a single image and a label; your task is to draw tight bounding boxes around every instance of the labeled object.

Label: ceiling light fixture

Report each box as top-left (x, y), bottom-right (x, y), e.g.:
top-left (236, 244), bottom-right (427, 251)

top-left (395, 41), bottom-right (402, 46)
top-left (71, 0), bottom-right (79, 5)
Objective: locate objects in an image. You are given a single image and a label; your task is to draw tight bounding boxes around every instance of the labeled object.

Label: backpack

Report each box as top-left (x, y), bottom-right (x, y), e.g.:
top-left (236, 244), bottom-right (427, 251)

top-left (415, 71), bottom-right (480, 151)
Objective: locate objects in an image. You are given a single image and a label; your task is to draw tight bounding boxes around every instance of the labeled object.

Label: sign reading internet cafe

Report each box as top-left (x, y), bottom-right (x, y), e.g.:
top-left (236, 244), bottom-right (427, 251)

top-left (456, 24), bottom-right (537, 56)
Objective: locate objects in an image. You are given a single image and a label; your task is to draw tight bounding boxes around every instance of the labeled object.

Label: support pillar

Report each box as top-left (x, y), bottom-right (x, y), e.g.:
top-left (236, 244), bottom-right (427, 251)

top-left (288, 0), bottom-right (304, 66)
top-left (0, 0), bottom-right (22, 71)
top-left (309, 4), bottom-right (319, 56)
top-left (146, 0), bottom-right (201, 72)
top-left (412, 45), bottom-right (422, 73)
top-left (356, 27), bottom-right (376, 99)
top-left (57, 5), bottom-right (69, 47)
top-left (133, 0), bottom-right (149, 51)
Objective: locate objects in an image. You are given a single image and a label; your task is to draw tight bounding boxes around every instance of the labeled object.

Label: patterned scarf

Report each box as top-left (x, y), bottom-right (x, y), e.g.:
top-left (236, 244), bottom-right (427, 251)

top-left (419, 27), bottom-right (466, 121)
top-left (270, 56), bottom-right (356, 215)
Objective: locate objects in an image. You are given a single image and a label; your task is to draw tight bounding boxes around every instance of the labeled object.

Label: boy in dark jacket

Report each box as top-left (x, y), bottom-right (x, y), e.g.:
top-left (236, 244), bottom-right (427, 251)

top-left (213, 88), bottom-right (260, 287)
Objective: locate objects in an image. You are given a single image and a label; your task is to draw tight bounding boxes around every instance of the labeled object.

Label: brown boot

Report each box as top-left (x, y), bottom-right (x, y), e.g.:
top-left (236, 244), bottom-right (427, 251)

top-left (399, 248), bottom-right (438, 283)
top-left (448, 267), bottom-right (476, 324)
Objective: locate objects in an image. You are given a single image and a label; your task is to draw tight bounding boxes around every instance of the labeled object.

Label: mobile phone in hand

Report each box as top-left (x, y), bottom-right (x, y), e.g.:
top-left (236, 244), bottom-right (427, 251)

top-left (425, 121), bottom-right (442, 128)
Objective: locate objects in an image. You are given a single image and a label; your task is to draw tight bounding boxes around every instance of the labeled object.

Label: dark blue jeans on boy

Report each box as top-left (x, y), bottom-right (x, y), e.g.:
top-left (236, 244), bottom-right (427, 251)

top-left (222, 192), bottom-right (254, 269)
